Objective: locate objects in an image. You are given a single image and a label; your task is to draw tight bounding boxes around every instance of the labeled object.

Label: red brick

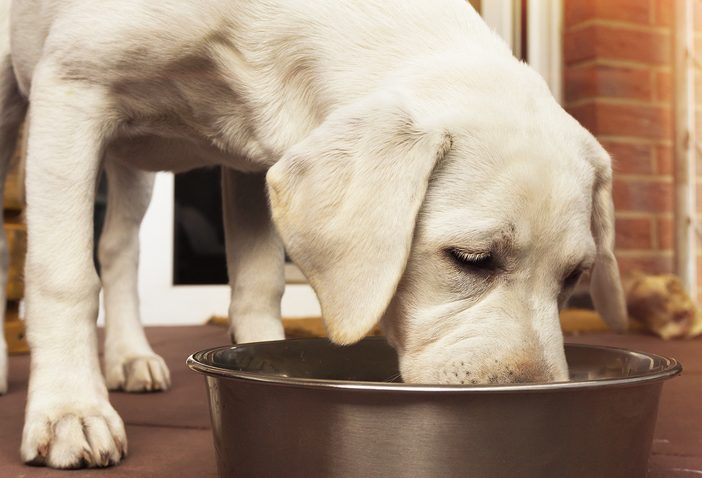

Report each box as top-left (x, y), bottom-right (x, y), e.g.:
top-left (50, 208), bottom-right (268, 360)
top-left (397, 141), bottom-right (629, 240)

top-left (566, 103), bottom-right (597, 132)
top-left (565, 65), bottom-right (652, 102)
top-left (564, 67), bottom-right (596, 102)
top-left (601, 141), bottom-right (654, 174)
top-left (655, 0), bottom-right (674, 27)
top-left (565, 28), bottom-right (596, 64)
top-left (564, 0), bottom-right (594, 27)
top-left (592, 0), bottom-right (652, 24)
top-left (696, 0), bottom-right (702, 31)
top-left (598, 103), bottom-right (672, 139)
top-left (656, 145), bottom-right (674, 175)
top-left (598, 66), bottom-right (653, 100)
top-left (564, 25), bottom-right (671, 65)
top-left (616, 255), bottom-right (674, 275)
top-left (613, 179), bottom-right (673, 213)
top-left (569, 102), bottom-right (671, 139)
top-left (657, 216), bottom-right (674, 249)
top-left (615, 217), bottom-right (653, 249)
top-left (565, 0), bottom-right (651, 26)
top-left (656, 70), bottom-right (672, 102)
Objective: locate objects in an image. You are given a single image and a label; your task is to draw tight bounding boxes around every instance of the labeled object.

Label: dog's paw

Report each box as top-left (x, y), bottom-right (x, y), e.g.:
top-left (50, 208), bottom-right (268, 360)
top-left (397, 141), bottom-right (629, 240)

top-left (21, 403), bottom-right (126, 468)
top-left (105, 354), bottom-right (171, 392)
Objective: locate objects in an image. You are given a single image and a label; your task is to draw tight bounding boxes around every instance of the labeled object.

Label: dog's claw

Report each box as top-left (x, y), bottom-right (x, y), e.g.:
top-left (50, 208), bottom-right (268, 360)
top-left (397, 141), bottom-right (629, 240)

top-left (105, 355), bottom-right (171, 392)
top-left (21, 408), bottom-right (126, 469)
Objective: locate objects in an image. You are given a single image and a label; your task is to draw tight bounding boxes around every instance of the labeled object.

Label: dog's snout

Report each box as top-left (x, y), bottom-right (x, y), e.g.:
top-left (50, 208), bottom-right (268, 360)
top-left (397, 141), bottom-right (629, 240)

top-left (499, 358), bottom-right (554, 384)
top-left (437, 354), bottom-right (557, 385)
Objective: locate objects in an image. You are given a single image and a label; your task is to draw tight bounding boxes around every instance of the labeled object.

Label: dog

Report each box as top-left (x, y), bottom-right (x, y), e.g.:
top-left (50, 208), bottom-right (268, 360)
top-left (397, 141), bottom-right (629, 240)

top-left (0, 0), bottom-right (627, 469)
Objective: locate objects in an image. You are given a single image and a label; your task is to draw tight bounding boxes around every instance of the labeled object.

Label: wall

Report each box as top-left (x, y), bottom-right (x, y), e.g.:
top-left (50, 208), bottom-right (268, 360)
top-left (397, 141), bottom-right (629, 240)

top-left (563, 0), bottom-right (676, 281)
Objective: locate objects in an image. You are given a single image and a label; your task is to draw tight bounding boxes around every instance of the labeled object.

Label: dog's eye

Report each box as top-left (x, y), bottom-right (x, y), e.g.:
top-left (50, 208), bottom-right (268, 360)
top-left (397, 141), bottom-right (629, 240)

top-left (448, 248), bottom-right (495, 271)
top-left (563, 269), bottom-right (583, 289)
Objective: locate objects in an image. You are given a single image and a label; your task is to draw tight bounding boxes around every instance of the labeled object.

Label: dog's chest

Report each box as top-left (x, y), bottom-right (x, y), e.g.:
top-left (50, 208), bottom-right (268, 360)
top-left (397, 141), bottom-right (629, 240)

top-left (107, 72), bottom-right (272, 172)
top-left (105, 47), bottom-right (325, 173)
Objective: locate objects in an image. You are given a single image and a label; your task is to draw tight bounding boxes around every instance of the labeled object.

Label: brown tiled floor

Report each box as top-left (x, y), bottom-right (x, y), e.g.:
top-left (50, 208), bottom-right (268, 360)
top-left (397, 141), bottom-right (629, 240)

top-left (0, 325), bottom-right (700, 477)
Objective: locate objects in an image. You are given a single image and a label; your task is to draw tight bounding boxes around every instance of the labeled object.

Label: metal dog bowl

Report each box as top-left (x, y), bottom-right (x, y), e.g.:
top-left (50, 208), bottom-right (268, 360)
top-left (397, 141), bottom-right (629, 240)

top-left (187, 338), bottom-right (681, 478)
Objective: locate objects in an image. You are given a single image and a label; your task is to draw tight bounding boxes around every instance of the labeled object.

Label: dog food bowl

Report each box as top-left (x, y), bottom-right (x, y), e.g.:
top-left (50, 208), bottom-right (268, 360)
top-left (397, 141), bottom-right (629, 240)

top-left (187, 337), bottom-right (681, 478)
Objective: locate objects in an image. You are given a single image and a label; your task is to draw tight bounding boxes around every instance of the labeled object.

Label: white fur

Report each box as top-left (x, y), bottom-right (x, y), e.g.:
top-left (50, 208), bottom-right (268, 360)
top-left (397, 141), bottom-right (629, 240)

top-left (99, 159), bottom-right (170, 391)
top-left (1, 0), bottom-right (627, 469)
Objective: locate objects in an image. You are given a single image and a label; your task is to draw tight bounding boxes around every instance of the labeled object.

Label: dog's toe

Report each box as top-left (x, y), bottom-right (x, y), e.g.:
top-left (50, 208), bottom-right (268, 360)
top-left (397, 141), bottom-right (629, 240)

top-left (22, 406), bottom-right (126, 469)
top-left (106, 355), bottom-right (171, 392)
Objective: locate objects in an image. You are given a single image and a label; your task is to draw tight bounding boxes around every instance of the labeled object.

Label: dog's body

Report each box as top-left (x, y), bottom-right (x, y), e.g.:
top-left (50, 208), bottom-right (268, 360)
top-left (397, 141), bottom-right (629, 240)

top-left (0, 0), bottom-right (627, 469)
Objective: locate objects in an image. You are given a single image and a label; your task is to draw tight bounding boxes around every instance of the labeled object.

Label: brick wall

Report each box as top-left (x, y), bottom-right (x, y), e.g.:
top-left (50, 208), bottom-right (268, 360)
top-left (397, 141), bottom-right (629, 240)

top-left (563, 0), bottom-right (676, 279)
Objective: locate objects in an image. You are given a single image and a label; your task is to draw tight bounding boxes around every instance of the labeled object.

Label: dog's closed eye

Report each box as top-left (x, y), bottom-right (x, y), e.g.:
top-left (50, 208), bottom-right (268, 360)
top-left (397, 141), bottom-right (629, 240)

top-left (447, 248), bottom-right (498, 272)
top-left (563, 268), bottom-right (584, 290)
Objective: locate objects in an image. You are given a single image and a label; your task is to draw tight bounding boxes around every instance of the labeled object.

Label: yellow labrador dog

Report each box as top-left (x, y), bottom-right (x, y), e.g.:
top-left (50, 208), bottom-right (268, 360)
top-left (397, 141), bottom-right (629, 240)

top-left (0, 0), bottom-right (627, 469)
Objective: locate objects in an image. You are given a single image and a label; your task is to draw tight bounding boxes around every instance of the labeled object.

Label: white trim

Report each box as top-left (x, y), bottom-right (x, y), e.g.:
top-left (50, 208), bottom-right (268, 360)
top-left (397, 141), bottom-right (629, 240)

top-left (131, 172), bottom-right (320, 326)
top-left (673, 0), bottom-right (697, 294)
top-left (528, 0), bottom-right (564, 102)
top-left (482, 0), bottom-right (563, 103)
top-left (481, 0), bottom-right (514, 47)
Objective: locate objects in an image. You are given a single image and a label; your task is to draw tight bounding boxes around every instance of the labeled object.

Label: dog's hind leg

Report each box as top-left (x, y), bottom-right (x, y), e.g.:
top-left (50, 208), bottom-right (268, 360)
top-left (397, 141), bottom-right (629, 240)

top-left (222, 168), bottom-right (285, 343)
top-left (21, 62), bottom-right (126, 468)
top-left (0, 28), bottom-right (27, 395)
top-left (99, 158), bottom-right (170, 392)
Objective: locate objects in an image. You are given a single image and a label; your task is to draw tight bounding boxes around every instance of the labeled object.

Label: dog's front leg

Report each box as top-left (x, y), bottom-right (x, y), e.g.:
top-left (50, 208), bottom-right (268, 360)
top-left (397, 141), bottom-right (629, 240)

top-left (99, 158), bottom-right (170, 392)
top-left (21, 64), bottom-right (126, 468)
top-left (222, 168), bottom-right (285, 343)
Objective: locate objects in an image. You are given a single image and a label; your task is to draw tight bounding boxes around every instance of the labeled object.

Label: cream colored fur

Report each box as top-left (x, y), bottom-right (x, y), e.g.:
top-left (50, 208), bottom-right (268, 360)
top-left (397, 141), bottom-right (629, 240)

top-left (0, 0), bottom-right (626, 469)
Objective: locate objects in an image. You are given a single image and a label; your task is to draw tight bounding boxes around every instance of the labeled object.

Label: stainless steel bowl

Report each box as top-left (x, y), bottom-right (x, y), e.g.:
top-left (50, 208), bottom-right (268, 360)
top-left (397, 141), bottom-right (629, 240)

top-left (187, 337), bottom-right (681, 478)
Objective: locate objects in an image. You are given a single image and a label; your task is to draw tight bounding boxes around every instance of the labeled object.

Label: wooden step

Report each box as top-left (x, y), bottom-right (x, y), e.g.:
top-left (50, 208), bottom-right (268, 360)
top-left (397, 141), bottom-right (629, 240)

top-left (4, 301), bottom-right (27, 355)
top-left (4, 220), bottom-right (25, 301)
top-left (3, 122), bottom-right (25, 212)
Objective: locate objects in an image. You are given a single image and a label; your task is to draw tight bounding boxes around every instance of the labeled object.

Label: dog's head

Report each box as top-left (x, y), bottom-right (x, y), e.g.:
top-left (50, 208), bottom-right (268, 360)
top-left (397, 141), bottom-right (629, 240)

top-left (267, 71), bottom-right (626, 385)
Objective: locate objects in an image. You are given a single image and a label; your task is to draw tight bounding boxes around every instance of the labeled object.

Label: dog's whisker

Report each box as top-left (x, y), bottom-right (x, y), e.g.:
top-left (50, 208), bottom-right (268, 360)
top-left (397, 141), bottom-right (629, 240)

top-left (383, 372), bottom-right (402, 383)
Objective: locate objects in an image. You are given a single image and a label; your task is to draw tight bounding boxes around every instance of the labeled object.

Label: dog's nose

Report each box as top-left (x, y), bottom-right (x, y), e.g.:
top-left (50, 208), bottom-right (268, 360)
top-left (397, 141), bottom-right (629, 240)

top-left (453, 358), bottom-right (556, 385)
top-left (500, 359), bottom-right (554, 384)
top-left (436, 349), bottom-right (563, 385)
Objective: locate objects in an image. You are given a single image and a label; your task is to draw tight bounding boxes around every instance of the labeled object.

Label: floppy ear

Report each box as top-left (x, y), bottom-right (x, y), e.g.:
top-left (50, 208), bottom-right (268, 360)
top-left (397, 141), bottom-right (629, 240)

top-left (589, 154), bottom-right (628, 331)
top-left (267, 93), bottom-right (451, 345)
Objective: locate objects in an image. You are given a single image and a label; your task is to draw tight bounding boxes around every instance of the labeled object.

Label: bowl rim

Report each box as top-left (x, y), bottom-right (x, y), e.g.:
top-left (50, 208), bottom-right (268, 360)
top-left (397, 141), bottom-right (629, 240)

top-left (186, 338), bottom-right (683, 393)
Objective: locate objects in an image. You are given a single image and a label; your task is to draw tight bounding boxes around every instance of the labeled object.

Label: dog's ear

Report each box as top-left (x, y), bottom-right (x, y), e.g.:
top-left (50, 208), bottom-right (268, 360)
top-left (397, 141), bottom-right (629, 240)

top-left (589, 148), bottom-right (628, 331)
top-left (267, 92), bottom-right (451, 345)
